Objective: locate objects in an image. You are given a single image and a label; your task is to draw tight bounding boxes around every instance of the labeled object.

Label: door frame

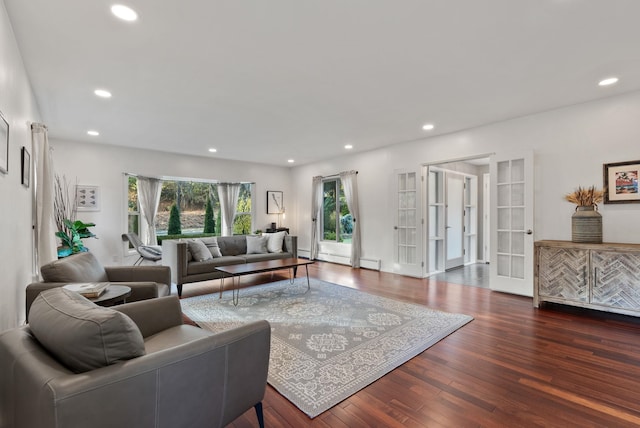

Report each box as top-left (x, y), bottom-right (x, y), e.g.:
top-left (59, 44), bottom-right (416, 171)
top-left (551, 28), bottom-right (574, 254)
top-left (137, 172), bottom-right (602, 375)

top-left (445, 172), bottom-right (465, 270)
top-left (489, 150), bottom-right (534, 296)
top-left (392, 169), bottom-right (424, 277)
top-left (423, 153), bottom-right (493, 277)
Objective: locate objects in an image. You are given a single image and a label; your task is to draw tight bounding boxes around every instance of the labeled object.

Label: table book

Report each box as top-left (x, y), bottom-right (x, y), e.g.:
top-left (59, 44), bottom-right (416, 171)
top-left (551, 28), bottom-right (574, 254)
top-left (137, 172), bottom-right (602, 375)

top-left (62, 282), bottom-right (110, 298)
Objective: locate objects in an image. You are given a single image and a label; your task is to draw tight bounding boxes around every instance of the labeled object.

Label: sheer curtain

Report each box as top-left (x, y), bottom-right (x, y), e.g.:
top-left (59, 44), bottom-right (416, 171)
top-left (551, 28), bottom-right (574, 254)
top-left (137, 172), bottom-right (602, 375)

top-left (218, 183), bottom-right (241, 236)
top-left (310, 176), bottom-right (324, 260)
top-left (31, 123), bottom-right (57, 269)
top-left (137, 177), bottom-right (162, 245)
top-left (340, 170), bottom-right (361, 268)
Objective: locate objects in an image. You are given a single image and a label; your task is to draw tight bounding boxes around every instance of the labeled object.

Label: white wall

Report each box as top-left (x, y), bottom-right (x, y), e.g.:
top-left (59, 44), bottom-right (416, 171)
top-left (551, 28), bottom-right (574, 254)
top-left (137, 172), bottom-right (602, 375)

top-left (0, 1), bottom-right (42, 331)
top-left (291, 90), bottom-right (640, 274)
top-left (50, 139), bottom-right (294, 265)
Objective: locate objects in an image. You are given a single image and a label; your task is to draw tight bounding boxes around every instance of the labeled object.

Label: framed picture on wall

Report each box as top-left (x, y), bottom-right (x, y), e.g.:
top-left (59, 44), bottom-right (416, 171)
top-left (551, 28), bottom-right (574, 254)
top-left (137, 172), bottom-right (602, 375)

top-left (267, 190), bottom-right (283, 214)
top-left (76, 185), bottom-right (100, 211)
top-left (0, 110), bottom-right (8, 175)
top-left (21, 147), bottom-right (30, 187)
top-left (603, 160), bottom-right (640, 204)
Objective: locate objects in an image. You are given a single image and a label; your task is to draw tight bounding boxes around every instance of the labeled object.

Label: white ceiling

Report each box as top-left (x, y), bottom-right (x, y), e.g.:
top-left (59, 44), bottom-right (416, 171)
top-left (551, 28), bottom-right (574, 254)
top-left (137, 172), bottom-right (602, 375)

top-left (5, 0), bottom-right (640, 166)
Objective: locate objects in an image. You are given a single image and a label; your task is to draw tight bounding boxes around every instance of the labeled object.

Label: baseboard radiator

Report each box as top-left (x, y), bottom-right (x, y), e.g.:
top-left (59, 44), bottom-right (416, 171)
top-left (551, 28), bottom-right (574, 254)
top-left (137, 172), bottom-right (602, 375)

top-left (298, 249), bottom-right (381, 271)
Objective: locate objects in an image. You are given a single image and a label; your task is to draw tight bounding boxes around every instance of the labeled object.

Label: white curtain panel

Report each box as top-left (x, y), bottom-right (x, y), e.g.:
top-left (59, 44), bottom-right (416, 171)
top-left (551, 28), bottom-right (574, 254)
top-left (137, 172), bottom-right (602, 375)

top-left (137, 177), bottom-right (162, 245)
top-left (310, 176), bottom-right (324, 260)
top-left (340, 170), bottom-right (361, 268)
top-left (218, 183), bottom-right (241, 236)
top-left (31, 123), bottom-right (57, 270)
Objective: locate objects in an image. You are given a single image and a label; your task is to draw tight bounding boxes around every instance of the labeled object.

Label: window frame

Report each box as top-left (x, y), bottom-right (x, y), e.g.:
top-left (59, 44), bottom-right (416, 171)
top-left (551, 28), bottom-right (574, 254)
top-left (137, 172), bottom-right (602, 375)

top-left (321, 177), bottom-right (351, 243)
top-left (125, 174), bottom-right (255, 241)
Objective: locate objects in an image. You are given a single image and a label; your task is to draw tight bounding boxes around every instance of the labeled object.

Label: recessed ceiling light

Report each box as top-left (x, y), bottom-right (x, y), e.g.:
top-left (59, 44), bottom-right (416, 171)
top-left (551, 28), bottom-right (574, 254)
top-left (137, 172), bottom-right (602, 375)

top-left (111, 4), bottom-right (138, 21)
top-left (87, 130), bottom-right (100, 136)
top-left (598, 77), bottom-right (619, 86)
top-left (422, 123), bottom-right (435, 131)
top-left (94, 89), bottom-right (112, 98)
top-left (344, 144), bottom-right (353, 150)
top-left (208, 148), bottom-right (217, 153)
top-left (288, 159), bottom-right (295, 163)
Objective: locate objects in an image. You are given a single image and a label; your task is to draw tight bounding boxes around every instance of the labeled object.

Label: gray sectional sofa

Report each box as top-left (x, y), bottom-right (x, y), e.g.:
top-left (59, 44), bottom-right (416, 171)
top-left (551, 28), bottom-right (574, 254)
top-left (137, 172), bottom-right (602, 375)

top-left (162, 233), bottom-right (297, 296)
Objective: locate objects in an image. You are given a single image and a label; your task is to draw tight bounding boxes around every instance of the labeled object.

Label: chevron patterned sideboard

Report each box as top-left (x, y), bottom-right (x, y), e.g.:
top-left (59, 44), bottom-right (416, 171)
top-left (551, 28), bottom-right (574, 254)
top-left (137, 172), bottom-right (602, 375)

top-left (534, 240), bottom-right (640, 317)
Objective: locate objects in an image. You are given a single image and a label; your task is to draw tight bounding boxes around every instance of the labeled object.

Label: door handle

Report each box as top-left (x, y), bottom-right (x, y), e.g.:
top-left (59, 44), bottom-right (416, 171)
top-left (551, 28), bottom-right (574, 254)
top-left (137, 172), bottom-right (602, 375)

top-left (525, 229), bottom-right (533, 235)
top-left (445, 226), bottom-right (452, 229)
top-left (394, 226), bottom-right (398, 230)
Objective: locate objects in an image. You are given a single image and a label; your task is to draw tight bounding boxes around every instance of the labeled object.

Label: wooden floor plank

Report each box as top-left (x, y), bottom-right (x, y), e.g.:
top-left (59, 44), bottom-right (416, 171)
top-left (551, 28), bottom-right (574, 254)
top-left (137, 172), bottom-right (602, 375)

top-left (192, 262), bottom-right (640, 428)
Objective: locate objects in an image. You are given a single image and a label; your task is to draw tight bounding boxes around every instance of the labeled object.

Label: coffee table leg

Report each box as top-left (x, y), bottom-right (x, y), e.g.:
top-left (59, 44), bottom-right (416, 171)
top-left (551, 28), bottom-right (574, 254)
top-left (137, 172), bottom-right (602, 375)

top-left (305, 264), bottom-right (310, 292)
top-left (220, 277), bottom-right (224, 299)
top-left (233, 276), bottom-right (240, 306)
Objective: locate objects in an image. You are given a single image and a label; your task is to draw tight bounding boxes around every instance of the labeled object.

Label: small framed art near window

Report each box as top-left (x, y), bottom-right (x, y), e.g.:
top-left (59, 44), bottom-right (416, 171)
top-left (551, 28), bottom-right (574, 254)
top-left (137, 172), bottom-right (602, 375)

top-left (0, 110), bottom-right (8, 175)
top-left (603, 160), bottom-right (640, 204)
top-left (76, 185), bottom-right (100, 211)
top-left (267, 190), bottom-right (283, 214)
top-left (21, 147), bottom-right (30, 187)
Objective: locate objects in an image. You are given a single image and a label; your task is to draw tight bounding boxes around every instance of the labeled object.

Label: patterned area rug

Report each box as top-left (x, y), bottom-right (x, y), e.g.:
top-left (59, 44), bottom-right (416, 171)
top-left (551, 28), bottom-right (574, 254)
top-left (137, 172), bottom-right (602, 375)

top-left (180, 278), bottom-right (473, 418)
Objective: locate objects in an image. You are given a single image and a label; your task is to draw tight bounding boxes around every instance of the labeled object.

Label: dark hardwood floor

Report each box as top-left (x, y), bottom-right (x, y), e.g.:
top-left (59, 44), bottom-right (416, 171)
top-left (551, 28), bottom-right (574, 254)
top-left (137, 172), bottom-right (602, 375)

top-left (181, 262), bottom-right (640, 428)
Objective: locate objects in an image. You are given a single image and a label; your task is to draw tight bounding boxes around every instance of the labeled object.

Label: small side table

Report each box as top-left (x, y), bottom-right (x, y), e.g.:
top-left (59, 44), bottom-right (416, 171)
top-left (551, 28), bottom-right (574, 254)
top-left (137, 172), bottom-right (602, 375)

top-left (265, 227), bottom-right (289, 234)
top-left (90, 285), bottom-right (132, 307)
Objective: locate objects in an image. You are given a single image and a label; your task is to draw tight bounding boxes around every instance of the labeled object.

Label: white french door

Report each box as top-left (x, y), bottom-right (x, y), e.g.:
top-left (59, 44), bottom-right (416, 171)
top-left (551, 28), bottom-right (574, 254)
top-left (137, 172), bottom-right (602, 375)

top-left (445, 173), bottom-right (464, 270)
top-left (489, 151), bottom-right (534, 296)
top-left (393, 169), bottom-right (423, 277)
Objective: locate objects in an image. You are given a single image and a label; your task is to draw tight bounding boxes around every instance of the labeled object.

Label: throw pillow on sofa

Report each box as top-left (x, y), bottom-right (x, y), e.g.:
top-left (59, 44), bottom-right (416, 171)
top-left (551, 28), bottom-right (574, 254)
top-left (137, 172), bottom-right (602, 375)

top-left (246, 235), bottom-right (269, 254)
top-left (200, 237), bottom-right (222, 258)
top-left (263, 231), bottom-right (286, 253)
top-left (28, 288), bottom-right (145, 373)
top-left (187, 239), bottom-right (213, 262)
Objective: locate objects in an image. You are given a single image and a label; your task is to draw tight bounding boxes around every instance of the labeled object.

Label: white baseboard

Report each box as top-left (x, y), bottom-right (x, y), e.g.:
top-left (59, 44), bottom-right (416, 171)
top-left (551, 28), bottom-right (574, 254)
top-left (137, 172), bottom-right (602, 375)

top-left (298, 249), bottom-right (380, 270)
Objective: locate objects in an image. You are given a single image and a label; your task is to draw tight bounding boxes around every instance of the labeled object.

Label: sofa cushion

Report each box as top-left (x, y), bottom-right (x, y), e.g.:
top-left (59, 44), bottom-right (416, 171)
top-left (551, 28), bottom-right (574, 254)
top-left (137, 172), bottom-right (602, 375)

top-left (218, 236), bottom-right (248, 256)
top-left (29, 288), bottom-right (145, 373)
top-left (263, 231), bottom-right (286, 253)
top-left (187, 239), bottom-right (213, 262)
top-left (187, 256), bottom-right (246, 275)
top-left (243, 252), bottom-right (292, 263)
top-left (40, 252), bottom-right (109, 283)
top-left (200, 237), bottom-right (222, 258)
top-left (247, 235), bottom-right (269, 254)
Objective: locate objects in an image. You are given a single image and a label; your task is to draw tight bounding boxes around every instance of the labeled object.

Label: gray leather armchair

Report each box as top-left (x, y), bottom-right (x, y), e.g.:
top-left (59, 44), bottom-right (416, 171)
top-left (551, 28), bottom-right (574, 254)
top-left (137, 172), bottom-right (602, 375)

top-left (0, 294), bottom-right (271, 428)
top-left (26, 251), bottom-right (171, 320)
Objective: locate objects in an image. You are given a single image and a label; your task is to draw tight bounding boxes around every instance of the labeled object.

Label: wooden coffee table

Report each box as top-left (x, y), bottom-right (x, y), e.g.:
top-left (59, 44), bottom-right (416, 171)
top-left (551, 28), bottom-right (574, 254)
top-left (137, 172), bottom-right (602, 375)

top-left (216, 258), bottom-right (314, 305)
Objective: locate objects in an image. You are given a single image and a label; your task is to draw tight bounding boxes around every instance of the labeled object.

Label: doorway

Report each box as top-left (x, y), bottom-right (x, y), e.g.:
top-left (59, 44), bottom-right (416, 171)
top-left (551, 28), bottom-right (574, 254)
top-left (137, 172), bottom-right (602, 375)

top-left (426, 156), bottom-right (489, 276)
top-left (445, 173), bottom-right (464, 270)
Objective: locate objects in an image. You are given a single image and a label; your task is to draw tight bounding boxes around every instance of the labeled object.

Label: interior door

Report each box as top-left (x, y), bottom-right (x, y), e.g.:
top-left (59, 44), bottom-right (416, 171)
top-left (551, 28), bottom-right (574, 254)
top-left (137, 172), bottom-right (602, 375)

top-left (445, 173), bottom-right (464, 270)
top-left (483, 173), bottom-right (490, 262)
top-left (393, 170), bottom-right (423, 277)
top-left (489, 151), bottom-right (534, 296)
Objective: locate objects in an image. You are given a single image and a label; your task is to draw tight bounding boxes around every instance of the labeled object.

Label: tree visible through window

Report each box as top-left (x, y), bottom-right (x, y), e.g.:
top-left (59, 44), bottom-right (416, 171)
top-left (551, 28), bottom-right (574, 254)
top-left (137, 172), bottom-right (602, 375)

top-left (127, 175), bottom-right (254, 242)
top-left (322, 178), bottom-right (352, 243)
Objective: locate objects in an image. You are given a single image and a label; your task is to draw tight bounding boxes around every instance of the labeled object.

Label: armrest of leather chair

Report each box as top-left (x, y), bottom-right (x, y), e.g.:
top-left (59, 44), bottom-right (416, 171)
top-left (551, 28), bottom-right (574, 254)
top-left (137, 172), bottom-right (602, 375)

top-left (25, 282), bottom-right (63, 321)
top-left (25, 281), bottom-right (170, 322)
top-left (2, 320), bottom-right (271, 428)
top-left (105, 265), bottom-right (170, 286)
top-left (114, 296), bottom-right (183, 338)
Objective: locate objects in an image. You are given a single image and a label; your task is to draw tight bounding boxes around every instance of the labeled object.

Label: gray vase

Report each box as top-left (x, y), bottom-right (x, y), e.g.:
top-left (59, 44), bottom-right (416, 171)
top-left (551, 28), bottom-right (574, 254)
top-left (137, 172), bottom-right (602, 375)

top-left (571, 206), bottom-right (602, 243)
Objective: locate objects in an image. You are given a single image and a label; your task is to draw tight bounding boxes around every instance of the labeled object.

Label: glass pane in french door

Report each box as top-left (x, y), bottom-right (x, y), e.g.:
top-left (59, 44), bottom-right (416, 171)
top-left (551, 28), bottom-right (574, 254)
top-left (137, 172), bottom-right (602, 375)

top-left (398, 172), bottom-right (417, 265)
top-left (496, 160), bottom-right (525, 280)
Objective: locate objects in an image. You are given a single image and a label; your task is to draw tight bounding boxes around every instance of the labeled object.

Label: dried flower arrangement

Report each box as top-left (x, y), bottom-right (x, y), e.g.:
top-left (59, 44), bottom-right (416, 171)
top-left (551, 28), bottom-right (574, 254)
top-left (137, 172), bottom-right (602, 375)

top-left (565, 186), bottom-right (604, 207)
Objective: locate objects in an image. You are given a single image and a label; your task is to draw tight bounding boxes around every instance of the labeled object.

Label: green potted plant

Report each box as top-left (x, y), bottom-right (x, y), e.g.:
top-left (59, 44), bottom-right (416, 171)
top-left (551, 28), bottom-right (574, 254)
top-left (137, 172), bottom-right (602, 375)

top-left (56, 219), bottom-right (97, 257)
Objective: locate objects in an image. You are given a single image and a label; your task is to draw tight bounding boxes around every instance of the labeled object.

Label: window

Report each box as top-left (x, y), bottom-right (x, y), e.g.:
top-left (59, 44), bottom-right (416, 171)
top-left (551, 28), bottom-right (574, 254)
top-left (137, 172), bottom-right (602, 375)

top-left (126, 175), bottom-right (254, 241)
top-left (322, 178), bottom-right (352, 243)
top-left (127, 176), bottom-right (140, 248)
